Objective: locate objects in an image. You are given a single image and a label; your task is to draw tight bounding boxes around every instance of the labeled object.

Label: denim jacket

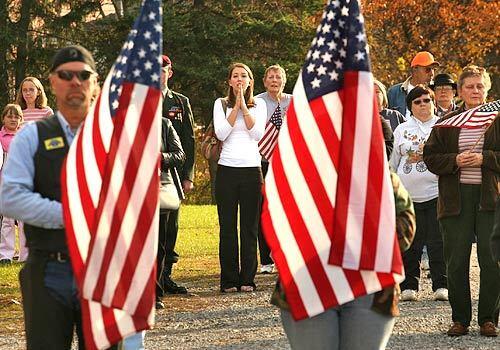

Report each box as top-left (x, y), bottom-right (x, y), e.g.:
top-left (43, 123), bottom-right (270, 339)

top-left (387, 77), bottom-right (412, 116)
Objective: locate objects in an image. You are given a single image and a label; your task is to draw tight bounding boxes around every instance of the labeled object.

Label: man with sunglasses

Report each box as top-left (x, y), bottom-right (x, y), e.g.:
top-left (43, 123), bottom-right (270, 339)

top-left (0, 45), bottom-right (108, 349)
top-left (387, 51), bottom-right (440, 119)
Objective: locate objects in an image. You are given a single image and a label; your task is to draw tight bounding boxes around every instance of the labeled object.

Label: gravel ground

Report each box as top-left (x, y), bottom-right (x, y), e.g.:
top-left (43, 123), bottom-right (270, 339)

top-left (1, 246), bottom-right (499, 349)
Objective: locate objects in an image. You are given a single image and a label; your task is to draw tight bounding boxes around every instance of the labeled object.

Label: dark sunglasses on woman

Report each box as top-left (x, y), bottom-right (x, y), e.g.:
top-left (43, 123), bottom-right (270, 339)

top-left (55, 70), bottom-right (95, 82)
top-left (413, 98), bottom-right (431, 105)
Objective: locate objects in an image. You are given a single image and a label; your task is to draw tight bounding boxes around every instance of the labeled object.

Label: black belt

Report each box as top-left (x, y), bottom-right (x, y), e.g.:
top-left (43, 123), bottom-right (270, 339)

top-left (33, 250), bottom-right (70, 263)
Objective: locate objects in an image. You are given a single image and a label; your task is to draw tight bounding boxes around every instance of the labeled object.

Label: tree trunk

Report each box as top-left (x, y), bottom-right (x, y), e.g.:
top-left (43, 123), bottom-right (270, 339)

top-left (112, 0), bottom-right (124, 18)
top-left (0, 0), bottom-right (10, 106)
top-left (16, 0), bottom-right (34, 89)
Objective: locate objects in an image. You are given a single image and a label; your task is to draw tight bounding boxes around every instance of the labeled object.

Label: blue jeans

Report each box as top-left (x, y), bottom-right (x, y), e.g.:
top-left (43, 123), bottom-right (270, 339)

top-left (122, 331), bottom-right (145, 349)
top-left (281, 293), bottom-right (395, 350)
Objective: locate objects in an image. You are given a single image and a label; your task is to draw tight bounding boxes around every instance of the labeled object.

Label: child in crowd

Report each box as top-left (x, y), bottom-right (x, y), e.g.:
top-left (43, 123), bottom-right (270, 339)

top-left (0, 104), bottom-right (27, 263)
top-left (15, 77), bottom-right (53, 125)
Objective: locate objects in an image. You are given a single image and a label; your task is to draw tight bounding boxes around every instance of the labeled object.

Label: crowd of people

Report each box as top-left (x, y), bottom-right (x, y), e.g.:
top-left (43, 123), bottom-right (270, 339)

top-left (0, 44), bottom-right (498, 350)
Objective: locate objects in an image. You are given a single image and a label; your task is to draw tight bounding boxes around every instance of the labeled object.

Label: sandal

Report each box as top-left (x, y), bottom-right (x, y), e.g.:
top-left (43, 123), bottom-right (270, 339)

top-left (240, 285), bottom-right (255, 292)
top-left (222, 287), bottom-right (238, 293)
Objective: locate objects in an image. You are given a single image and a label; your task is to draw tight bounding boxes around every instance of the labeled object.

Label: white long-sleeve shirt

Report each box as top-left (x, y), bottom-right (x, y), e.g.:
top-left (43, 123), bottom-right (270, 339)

top-left (213, 97), bottom-right (266, 167)
top-left (389, 115), bottom-right (439, 203)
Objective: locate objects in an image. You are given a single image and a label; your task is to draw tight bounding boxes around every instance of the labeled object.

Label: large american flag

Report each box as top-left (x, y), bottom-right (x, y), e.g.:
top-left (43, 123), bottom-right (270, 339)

top-left (61, 0), bottom-right (162, 348)
top-left (434, 99), bottom-right (499, 129)
top-left (258, 104), bottom-right (283, 160)
top-left (261, 0), bottom-right (403, 320)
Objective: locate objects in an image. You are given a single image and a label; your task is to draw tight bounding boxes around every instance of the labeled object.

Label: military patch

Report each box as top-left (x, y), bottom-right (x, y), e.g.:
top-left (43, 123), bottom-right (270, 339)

top-left (167, 106), bottom-right (183, 121)
top-left (44, 137), bottom-right (65, 150)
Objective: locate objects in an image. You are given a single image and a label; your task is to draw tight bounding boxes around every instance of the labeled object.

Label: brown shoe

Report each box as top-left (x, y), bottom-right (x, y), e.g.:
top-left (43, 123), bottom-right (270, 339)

top-left (447, 322), bottom-right (469, 336)
top-left (480, 321), bottom-right (498, 337)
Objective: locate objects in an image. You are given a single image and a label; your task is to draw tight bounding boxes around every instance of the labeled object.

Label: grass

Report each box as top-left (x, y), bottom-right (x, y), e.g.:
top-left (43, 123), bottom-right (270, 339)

top-left (0, 205), bottom-right (221, 335)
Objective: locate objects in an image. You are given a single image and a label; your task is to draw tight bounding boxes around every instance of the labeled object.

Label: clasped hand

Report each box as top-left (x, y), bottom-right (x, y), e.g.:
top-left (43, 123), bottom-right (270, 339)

top-left (456, 151), bottom-right (483, 168)
top-left (234, 84), bottom-right (249, 115)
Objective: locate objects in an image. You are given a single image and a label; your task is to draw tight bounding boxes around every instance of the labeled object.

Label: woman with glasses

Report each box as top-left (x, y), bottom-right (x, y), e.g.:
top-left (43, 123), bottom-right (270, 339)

top-left (424, 65), bottom-right (499, 337)
top-left (389, 85), bottom-right (448, 303)
top-left (15, 77), bottom-right (53, 125)
top-left (430, 73), bottom-right (458, 117)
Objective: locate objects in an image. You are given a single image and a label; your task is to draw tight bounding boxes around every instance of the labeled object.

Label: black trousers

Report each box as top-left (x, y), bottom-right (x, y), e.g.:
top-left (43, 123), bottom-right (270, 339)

top-left (216, 165), bottom-right (263, 290)
top-left (19, 252), bottom-right (84, 350)
top-left (258, 161), bottom-right (273, 265)
top-left (156, 211), bottom-right (171, 296)
top-left (400, 198), bottom-right (447, 292)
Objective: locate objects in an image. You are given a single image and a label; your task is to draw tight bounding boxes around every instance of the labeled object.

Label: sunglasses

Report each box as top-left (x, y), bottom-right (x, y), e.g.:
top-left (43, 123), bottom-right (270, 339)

top-left (55, 70), bottom-right (94, 82)
top-left (412, 98), bottom-right (432, 105)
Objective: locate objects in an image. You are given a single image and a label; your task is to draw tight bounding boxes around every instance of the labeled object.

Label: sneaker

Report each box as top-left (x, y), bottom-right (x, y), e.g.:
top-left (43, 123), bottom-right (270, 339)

top-left (433, 288), bottom-right (448, 301)
top-left (400, 289), bottom-right (417, 301)
top-left (260, 264), bottom-right (274, 274)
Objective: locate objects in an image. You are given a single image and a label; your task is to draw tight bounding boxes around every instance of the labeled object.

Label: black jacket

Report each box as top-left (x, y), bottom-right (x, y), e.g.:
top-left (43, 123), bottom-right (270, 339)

top-left (162, 90), bottom-right (195, 182)
top-left (161, 117), bottom-right (185, 198)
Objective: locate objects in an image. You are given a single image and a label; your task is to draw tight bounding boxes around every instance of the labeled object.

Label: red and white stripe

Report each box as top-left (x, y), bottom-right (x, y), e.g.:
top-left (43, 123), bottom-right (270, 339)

top-left (61, 71), bottom-right (160, 349)
top-left (435, 106), bottom-right (497, 129)
top-left (259, 121), bottom-right (280, 160)
top-left (261, 71), bottom-right (403, 320)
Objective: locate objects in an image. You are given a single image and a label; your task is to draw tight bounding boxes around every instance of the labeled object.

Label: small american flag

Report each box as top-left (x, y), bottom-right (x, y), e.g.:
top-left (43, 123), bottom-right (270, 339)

top-left (261, 0), bottom-right (403, 321)
top-left (258, 104), bottom-right (283, 160)
top-left (61, 0), bottom-right (162, 348)
top-left (434, 99), bottom-right (499, 129)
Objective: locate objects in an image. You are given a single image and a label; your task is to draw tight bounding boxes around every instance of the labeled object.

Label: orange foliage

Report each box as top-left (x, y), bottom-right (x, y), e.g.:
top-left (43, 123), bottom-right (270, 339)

top-left (361, 0), bottom-right (498, 97)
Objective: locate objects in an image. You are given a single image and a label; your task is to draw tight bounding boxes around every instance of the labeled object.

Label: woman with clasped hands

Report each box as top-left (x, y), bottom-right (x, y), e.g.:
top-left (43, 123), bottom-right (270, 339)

top-left (423, 65), bottom-right (499, 337)
top-left (213, 63), bottom-right (266, 293)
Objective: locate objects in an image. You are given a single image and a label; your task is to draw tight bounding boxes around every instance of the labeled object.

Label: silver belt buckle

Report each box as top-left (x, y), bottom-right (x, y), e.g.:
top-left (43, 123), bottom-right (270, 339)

top-left (56, 252), bottom-right (67, 263)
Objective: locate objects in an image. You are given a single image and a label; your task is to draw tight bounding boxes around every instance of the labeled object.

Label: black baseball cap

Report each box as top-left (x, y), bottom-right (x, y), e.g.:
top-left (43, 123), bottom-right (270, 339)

top-left (50, 45), bottom-right (96, 72)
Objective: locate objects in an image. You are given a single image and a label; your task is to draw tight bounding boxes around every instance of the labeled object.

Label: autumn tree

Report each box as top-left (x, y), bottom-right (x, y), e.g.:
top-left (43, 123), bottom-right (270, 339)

top-left (361, 0), bottom-right (499, 97)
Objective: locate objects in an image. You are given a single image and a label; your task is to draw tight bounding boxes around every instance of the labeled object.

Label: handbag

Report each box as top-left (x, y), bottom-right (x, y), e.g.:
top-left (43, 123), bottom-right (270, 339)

top-left (159, 182), bottom-right (180, 211)
top-left (201, 98), bottom-right (227, 161)
top-left (201, 121), bottom-right (222, 161)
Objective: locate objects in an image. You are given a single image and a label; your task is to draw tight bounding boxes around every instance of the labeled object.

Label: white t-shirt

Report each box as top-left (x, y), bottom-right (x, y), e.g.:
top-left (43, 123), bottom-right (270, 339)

top-left (389, 115), bottom-right (439, 203)
top-left (213, 97), bottom-right (266, 167)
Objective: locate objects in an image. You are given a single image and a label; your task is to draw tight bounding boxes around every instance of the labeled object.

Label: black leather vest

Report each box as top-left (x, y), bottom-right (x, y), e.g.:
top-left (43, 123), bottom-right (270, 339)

top-left (24, 115), bottom-right (69, 253)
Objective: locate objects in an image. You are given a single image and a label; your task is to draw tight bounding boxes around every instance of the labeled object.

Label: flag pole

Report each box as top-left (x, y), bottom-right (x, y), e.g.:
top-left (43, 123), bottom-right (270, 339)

top-left (468, 114), bottom-right (498, 153)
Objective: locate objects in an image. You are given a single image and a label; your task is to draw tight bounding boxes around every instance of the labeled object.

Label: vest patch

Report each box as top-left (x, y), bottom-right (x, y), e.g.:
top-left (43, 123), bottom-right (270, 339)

top-left (44, 137), bottom-right (65, 150)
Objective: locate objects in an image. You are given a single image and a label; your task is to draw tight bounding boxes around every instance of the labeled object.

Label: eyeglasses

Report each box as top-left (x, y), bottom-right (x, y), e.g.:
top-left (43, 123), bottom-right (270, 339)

top-left (412, 98), bottom-right (432, 105)
top-left (55, 70), bottom-right (95, 82)
top-left (435, 86), bottom-right (453, 92)
top-left (417, 67), bottom-right (435, 73)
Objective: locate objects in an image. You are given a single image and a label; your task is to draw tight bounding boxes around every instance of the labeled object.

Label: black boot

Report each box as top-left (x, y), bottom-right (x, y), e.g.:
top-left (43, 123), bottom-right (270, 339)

top-left (162, 263), bottom-right (187, 294)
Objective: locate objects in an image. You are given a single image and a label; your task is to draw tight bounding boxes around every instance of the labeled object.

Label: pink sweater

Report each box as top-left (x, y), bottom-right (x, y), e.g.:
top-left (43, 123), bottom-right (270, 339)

top-left (0, 127), bottom-right (16, 152)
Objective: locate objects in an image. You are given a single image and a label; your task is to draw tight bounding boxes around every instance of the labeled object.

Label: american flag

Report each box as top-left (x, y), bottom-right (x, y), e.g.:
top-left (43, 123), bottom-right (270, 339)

top-left (261, 0), bottom-right (403, 320)
top-left (258, 104), bottom-right (283, 160)
top-left (434, 99), bottom-right (499, 129)
top-left (61, 0), bottom-right (162, 348)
